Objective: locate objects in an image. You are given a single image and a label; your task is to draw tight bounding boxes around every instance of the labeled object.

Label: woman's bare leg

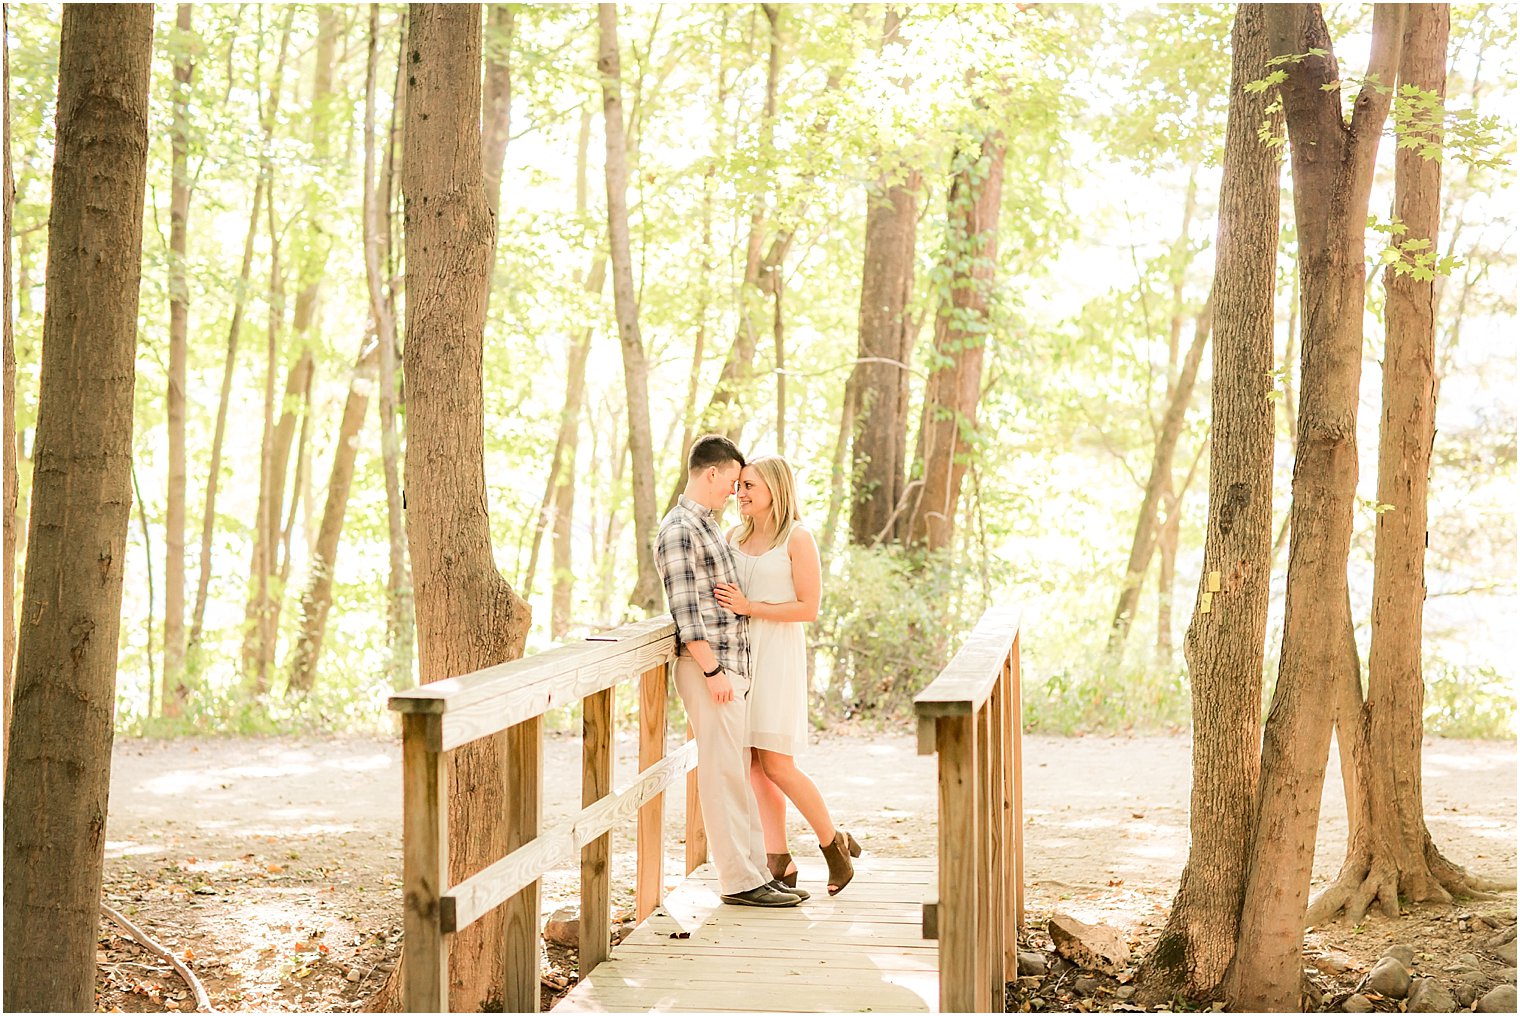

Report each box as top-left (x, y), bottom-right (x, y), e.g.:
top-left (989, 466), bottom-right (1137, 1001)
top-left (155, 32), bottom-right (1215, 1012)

top-left (755, 749), bottom-right (836, 848)
top-left (749, 749), bottom-right (791, 864)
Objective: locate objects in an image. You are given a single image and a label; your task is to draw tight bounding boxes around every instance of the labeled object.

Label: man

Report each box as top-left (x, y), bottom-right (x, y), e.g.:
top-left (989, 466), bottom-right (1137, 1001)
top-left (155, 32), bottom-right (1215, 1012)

top-left (655, 435), bottom-right (804, 908)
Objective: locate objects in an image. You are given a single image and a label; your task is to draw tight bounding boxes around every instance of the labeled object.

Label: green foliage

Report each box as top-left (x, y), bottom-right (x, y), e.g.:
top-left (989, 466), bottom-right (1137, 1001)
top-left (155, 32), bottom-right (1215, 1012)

top-left (1424, 663), bottom-right (1515, 740)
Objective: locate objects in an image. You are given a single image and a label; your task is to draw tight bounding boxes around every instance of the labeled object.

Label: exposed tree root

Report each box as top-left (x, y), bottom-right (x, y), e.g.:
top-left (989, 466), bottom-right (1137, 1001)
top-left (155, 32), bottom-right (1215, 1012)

top-left (1307, 840), bottom-right (1512, 928)
top-left (100, 901), bottom-right (216, 1012)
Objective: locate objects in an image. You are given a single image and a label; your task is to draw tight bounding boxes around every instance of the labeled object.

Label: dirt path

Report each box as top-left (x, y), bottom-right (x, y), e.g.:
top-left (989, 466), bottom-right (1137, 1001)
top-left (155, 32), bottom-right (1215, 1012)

top-left (97, 731), bottom-right (1515, 1011)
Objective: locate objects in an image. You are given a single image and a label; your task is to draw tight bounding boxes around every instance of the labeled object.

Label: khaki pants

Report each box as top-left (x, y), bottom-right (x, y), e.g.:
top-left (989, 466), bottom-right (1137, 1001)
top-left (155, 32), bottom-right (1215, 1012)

top-left (673, 656), bottom-right (769, 895)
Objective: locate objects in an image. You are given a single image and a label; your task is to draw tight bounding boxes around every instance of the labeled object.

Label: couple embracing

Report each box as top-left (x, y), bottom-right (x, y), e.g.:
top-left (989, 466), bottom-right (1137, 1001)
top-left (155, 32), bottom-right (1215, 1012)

top-left (654, 435), bottom-right (861, 908)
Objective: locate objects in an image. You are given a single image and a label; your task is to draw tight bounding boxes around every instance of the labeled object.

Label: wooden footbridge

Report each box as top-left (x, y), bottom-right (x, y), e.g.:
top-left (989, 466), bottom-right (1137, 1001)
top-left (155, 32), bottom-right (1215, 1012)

top-left (389, 606), bottom-right (1024, 1013)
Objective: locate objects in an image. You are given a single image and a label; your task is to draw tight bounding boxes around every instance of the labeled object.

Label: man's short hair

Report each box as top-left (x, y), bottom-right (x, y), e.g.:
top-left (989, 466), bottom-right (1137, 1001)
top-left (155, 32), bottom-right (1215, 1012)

top-left (687, 434), bottom-right (745, 474)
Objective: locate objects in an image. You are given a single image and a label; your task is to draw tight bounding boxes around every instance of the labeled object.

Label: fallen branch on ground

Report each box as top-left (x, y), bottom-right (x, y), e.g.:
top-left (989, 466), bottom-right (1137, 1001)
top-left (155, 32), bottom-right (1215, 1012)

top-left (100, 901), bottom-right (216, 1012)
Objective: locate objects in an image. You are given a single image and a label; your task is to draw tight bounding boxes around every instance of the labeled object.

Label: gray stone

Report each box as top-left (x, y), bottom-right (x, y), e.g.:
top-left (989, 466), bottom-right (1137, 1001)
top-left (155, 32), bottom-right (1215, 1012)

top-left (1047, 913), bottom-right (1131, 976)
top-left (1454, 952), bottom-right (1485, 971)
top-left (1341, 994), bottom-right (1374, 1014)
top-left (1366, 956), bottom-right (1412, 999)
top-left (1072, 976), bottom-right (1099, 997)
top-left (1492, 938), bottom-right (1518, 967)
top-left (1407, 978), bottom-right (1458, 1013)
top-left (1477, 984), bottom-right (1518, 1013)
top-left (1457, 969), bottom-right (1490, 986)
top-left (543, 905), bottom-right (580, 948)
top-left (1503, 967), bottom-right (1518, 983)
top-left (1017, 951), bottom-right (1048, 976)
top-left (1488, 926), bottom-right (1518, 950)
top-left (1382, 944), bottom-right (1418, 968)
top-left (1114, 985), bottom-right (1136, 1000)
top-left (1456, 983), bottom-right (1480, 1008)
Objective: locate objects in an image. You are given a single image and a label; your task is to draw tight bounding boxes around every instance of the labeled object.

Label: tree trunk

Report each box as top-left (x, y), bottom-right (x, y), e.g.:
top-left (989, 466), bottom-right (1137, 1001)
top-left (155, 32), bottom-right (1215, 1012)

top-left (482, 3), bottom-right (512, 220)
top-left (2, 2), bottom-right (17, 772)
top-left (598, 3), bottom-right (661, 616)
top-left (1227, 6), bottom-right (1404, 1010)
top-left (370, 7), bottom-right (534, 1010)
top-left (366, 4), bottom-right (413, 691)
top-left (163, 2), bottom-right (193, 717)
top-left (1, 7), bottom-right (153, 1009)
top-left (285, 338), bottom-right (378, 695)
top-left (1136, 13), bottom-right (1281, 1001)
top-left (902, 132), bottom-right (1005, 551)
top-left (849, 6), bottom-right (920, 548)
top-left (1307, 3), bottom-right (1503, 927)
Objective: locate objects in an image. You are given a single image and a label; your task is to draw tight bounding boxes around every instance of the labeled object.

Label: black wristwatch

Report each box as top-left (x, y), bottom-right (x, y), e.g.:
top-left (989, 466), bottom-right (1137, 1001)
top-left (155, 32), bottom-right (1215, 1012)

top-left (703, 664), bottom-right (723, 678)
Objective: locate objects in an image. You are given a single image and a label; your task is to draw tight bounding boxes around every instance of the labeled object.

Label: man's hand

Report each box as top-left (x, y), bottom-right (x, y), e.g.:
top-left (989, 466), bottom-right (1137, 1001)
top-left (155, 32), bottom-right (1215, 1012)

top-left (714, 582), bottom-right (752, 615)
top-left (706, 670), bottom-right (735, 705)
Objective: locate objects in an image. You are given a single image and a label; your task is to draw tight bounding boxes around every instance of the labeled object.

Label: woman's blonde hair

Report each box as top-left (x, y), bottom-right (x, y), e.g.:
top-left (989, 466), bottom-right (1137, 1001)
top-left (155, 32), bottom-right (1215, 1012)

top-left (736, 455), bottom-right (801, 552)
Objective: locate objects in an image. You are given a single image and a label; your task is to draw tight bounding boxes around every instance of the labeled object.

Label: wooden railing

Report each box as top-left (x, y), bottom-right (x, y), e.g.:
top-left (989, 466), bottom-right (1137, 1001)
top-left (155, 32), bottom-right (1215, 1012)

top-left (915, 604), bottom-right (1024, 1014)
top-left (388, 615), bottom-right (705, 1013)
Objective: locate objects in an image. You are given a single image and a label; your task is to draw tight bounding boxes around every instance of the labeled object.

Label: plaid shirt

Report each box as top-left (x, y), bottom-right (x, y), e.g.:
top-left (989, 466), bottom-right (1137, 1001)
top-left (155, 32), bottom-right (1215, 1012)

top-left (656, 496), bottom-right (751, 678)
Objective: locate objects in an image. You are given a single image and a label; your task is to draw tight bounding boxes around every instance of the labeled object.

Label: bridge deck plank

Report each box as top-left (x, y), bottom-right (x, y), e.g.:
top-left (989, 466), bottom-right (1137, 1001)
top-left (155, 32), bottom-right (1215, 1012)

top-left (556, 857), bottom-right (938, 1013)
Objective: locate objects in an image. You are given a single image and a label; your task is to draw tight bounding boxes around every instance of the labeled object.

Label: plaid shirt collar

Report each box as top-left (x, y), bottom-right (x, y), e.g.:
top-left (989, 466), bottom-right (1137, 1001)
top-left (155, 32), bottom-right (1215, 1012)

top-left (677, 494), bottom-right (716, 519)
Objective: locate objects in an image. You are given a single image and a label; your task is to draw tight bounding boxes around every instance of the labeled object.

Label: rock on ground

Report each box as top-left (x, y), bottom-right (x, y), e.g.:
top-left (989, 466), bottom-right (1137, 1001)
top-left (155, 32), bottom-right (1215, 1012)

top-left (1477, 984), bottom-right (1518, 1013)
top-left (1017, 950), bottom-right (1047, 976)
top-left (1047, 913), bottom-right (1131, 976)
top-left (1382, 944), bottom-right (1417, 968)
top-left (1341, 994), bottom-right (1374, 1013)
top-left (1365, 955), bottom-right (1412, 999)
top-left (543, 905), bottom-right (580, 948)
top-left (1407, 977), bottom-right (1458, 1013)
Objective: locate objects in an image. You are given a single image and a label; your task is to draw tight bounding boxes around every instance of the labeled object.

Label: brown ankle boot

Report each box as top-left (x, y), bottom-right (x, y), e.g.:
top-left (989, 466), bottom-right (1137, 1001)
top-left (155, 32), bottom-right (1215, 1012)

top-left (820, 831), bottom-right (862, 896)
top-left (766, 851), bottom-right (798, 888)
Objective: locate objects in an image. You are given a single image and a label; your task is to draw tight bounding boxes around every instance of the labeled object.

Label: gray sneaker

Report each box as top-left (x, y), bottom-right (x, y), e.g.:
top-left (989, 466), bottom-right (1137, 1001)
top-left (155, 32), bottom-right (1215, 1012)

top-left (721, 883), bottom-right (802, 907)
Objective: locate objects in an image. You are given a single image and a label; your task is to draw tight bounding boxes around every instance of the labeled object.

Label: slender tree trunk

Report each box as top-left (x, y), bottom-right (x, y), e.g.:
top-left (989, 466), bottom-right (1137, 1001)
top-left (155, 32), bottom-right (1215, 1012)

top-left (849, 6), bottom-right (920, 547)
top-left (1107, 299), bottom-right (1213, 654)
top-left (2, 3), bottom-right (17, 772)
top-left (286, 338), bottom-right (378, 695)
top-left (902, 132), bottom-right (1005, 551)
top-left (370, 8), bottom-right (533, 1010)
top-left (820, 372), bottom-right (860, 561)
top-left (278, 365), bottom-right (313, 588)
top-left (366, 4), bottom-right (413, 691)
top-left (598, 3), bottom-right (661, 616)
top-left (131, 464), bottom-right (157, 716)
top-left (1227, 7), bottom-right (1404, 1009)
top-left (162, 2), bottom-right (194, 717)
top-left (482, 3), bottom-right (512, 220)
top-left (1137, 9), bottom-right (1281, 1001)
top-left (2, 8), bottom-right (153, 1009)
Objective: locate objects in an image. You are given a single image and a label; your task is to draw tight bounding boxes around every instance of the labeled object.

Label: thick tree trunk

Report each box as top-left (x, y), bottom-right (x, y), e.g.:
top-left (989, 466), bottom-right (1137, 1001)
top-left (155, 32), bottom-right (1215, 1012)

top-left (2, 3), bottom-right (16, 771)
top-left (285, 338), bottom-right (378, 695)
top-left (163, 2), bottom-right (193, 717)
top-left (1227, 6), bottom-right (1404, 1010)
top-left (370, 7), bottom-right (534, 1010)
top-left (1, 7), bottom-right (153, 1009)
top-left (366, 5), bottom-right (413, 691)
top-left (849, 6), bottom-right (920, 548)
top-left (598, 4), bottom-right (661, 616)
top-left (903, 133), bottom-right (1005, 551)
top-left (1136, 7), bottom-right (1281, 1002)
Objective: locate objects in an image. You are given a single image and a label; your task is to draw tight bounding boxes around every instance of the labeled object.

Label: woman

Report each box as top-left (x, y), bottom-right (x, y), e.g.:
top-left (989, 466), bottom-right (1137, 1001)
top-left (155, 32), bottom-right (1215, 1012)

top-left (715, 455), bottom-right (861, 895)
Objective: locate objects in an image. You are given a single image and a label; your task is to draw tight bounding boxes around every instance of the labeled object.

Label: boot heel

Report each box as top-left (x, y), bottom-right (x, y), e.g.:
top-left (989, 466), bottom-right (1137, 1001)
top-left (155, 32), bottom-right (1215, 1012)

top-left (847, 832), bottom-right (863, 858)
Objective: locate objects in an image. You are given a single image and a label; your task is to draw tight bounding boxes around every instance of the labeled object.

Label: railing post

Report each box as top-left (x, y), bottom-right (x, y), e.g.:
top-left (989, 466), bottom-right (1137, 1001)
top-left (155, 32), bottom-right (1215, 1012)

top-left (983, 687), bottom-right (1009, 1010)
top-left (684, 721), bottom-right (707, 875)
top-left (581, 688), bottom-right (614, 973)
top-left (937, 713), bottom-right (977, 1014)
top-left (1011, 634), bottom-right (1025, 930)
top-left (635, 661), bottom-right (668, 920)
top-left (502, 717), bottom-right (542, 1012)
top-left (999, 654), bottom-right (1018, 982)
top-left (401, 714), bottom-right (449, 1013)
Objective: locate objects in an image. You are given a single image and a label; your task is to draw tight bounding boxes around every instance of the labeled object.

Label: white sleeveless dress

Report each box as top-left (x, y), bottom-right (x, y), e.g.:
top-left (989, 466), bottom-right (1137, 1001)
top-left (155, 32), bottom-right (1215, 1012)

top-left (730, 526), bottom-right (810, 757)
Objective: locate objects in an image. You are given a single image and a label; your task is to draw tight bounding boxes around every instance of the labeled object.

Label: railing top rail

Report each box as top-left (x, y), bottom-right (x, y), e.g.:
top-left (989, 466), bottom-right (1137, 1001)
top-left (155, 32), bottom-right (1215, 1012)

top-left (913, 604), bottom-right (1022, 718)
top-left (388, 614), bottom-right (676, 716)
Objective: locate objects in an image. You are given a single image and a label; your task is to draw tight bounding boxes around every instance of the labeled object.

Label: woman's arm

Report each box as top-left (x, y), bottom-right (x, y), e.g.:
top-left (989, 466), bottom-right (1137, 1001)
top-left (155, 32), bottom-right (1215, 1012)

top-left (714, 527), bottom-right (821, 622)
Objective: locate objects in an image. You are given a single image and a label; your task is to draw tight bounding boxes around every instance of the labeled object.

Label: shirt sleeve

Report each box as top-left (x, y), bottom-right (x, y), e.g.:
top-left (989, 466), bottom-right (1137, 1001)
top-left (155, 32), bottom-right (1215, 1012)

top-left (656, 521), bottom-right (708, 646)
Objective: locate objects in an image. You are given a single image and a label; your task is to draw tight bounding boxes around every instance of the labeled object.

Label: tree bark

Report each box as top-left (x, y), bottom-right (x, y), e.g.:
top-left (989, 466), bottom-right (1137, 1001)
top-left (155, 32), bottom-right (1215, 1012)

top-left (1136, 8), bottom-right (1281, 1001)
top-left (849, 5), bottom-right (920, 547)
top-left (1227, 6), bottom-right (1404, 1010)
top-left (2, 7), bottom-right (153, 1009)
top-left (163, 2), bottom-right (194, 717)
top-left (598, 3), bottom-right (661, 616)
top-left (370, 7), bottom-right (534, 1010)
top-left (481, 3), bottom-right (512, 220)
top-left (2, 2), bottom-right (17, 772)
top-left (902, 132), bottom-right (1005, 551)
top-left (285, 338), bottom-right (378, 695)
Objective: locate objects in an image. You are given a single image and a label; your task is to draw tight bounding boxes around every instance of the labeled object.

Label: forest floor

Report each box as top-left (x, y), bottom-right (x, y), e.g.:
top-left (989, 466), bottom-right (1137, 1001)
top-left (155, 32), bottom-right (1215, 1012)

top-left (96, 728), bottom-right (1516, 1013)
